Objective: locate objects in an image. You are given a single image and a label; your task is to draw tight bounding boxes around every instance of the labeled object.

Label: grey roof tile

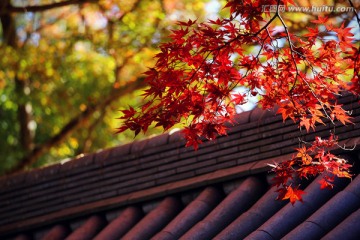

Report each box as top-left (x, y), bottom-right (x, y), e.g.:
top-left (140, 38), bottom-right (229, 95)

top-left (65, 215), bottom-right (106, 240)
top-left (93, 207), bottom-right (143, 240)
top-left (152, 187), bottom-right (223, 239)
top-left (122, 197), bottom-right (182, 240)
top-left (215, 185), bottom-right (288, 239)
top-left (41, 224), bottom-right (70, 240)
top-left (322, 208), bottom-right (360, 240)
top-left (180, 177), bottom-right (266, 239)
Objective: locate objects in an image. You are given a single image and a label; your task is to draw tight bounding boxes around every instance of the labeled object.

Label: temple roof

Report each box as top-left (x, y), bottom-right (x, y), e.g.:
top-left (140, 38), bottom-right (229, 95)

top-left (1, 94), bottom-right (360, 239)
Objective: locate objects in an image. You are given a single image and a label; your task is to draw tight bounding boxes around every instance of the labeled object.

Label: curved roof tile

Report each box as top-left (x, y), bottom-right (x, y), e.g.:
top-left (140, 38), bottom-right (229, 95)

top-left (181, 177), bottom-right (266, 239)
top-left (93, 206), bottom-right (143, 240)
top-left (215, 184), bottom-right (288, 239)
top-left (41, 225), bottom-right (70, 240)
top-left (322, 208), bottom-right (360, 240)
top-left (121, 197), bottom-right (182, 240)
top-left (152, 186), bottom-right (223, 239)
top-left (65, 215), bottom-right (106, 240)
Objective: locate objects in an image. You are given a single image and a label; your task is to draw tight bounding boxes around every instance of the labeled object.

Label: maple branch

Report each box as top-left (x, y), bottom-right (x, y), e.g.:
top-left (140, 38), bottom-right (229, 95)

top-left (117, 0), bottom-right (357, 204)
top-left (348, 0), bottom-right (360, 27)
top-left (253, 7), bottom-right (279, 36)
top-left (228, 35), bottom-right (268, 95)
top-left (277, 12), bottom-right (300, 86)
top-left (1, 0), bottom-right (98, 14)
top-left (277, 7), bottom-right (338, 126)
top-left (348, 0), bottom-right (360, 91)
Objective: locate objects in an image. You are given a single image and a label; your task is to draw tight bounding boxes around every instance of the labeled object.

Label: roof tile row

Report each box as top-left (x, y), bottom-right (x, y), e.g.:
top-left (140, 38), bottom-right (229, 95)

top-left (6, 171), bottom-right (359, 240)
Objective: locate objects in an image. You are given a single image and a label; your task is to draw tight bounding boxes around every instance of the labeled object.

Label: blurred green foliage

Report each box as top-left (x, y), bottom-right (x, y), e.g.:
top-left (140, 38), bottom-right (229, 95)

top-left (0, 0), bottom-right (215, 173)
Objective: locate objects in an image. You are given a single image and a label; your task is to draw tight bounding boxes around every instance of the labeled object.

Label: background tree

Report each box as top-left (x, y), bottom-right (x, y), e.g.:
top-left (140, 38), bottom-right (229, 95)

top-left (119, 0), bottom-right (360, 203)
top-left (0, 0), bottom-right (215, 174)
top-left (1, 0), bottom-right (358, 183)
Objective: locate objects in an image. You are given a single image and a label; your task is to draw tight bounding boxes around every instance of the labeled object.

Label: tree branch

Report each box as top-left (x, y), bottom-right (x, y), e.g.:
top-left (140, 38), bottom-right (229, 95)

top-left (76, 107), bottom-right (107, 155)
top-left (1, 0), bottom-right (98, 14)
top-left (1, 0), bottom-right (35, 153)
top-left (348, 0), bottom-right (360, 27)
top-left (7, 77), bottom-right (146, 174)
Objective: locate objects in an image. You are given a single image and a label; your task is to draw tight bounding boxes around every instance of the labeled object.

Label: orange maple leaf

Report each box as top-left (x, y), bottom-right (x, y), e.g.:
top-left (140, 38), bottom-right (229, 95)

top-left (331, 105), bottom-right (353, 125)
top-left (283, 186), bottom-right (306, 205)
top-left (296, 146), bottom-right (312, 165)
top-left (300, 117), bottom-right (314, 132)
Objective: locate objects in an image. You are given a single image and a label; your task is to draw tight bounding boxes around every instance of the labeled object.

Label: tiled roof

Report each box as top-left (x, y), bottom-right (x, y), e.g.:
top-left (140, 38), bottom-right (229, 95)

top-left (1, 94), bottom-right (360, 239)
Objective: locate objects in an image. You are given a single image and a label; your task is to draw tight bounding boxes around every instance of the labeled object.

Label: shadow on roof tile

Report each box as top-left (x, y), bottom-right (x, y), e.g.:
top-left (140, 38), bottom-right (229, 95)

top-left (215, 185), bottom-right (287, 240)
top-left (65, 215), bottom-right (106, 240)
top-left (13, 234), bottom-right (32, 240)
top-left (180, 176), bottom-right (266, 239)
top-left (322, 208), bottom-right (360, 240)
top-left (122, 197), bottom-right (182, 240)
top-left (152, 186), bottom-right (224, 240)
top-left (93, 206), bottom-right (143, 240)
top-left (41, 224), bottom-right (70, 240)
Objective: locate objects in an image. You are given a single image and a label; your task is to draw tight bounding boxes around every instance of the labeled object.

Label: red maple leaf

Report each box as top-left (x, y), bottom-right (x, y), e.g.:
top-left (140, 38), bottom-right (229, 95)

top-left (311, 16), bottom-right (329, 24)
top-left (232, 93), bottom-right (246, 105)
top-left (319, 178), bottom-right (334, 190)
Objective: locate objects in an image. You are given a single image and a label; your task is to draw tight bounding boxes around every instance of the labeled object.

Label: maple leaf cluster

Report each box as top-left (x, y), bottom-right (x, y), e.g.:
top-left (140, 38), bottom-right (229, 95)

top-left (270, 134), bottom-right (352, 204)
top-left (118, 0), bottom-right (359, 203)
